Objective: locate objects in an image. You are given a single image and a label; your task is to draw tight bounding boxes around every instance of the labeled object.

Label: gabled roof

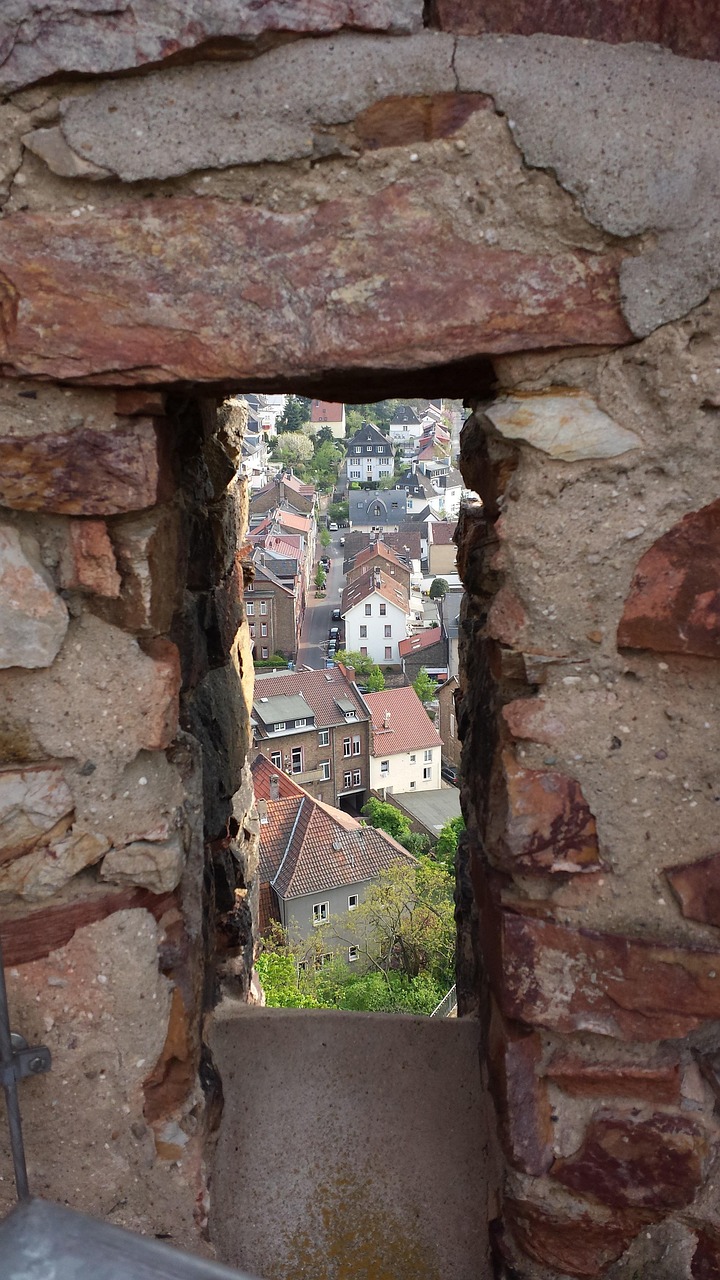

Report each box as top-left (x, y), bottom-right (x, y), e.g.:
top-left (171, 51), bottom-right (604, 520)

top-left (311, 400), bottom-right (344, 423)
top-left (274, 509), bottom-right (313, 534)
top-left (253, 693), bottom-right (314, 727)
top-left (251, 551), bottom-right (294, 595)
top-left (341, 568), bottom-right (409, 615)
top-left (264, 535), bottom-right (304, 559)
top-left (429, 522), bottom-right (457, 546)
top-left (341, 530), bottom-right (422, 564)
top-left (252, 753), bottom-right (413, 899)
top-left (282, 473), bottom-right (315, 496)
top-left (390, 404), bottom-right (420, 426)
top-left (253, 667), bottom-right (368, 729)
top-left (349, 422), bottom-right (388, 446)
top-left (398, 626), bottom-right (445, 657)
top-left (364, 687), bottom-right (443, 757)
top-left (352, 541), bottom-right (407, 573)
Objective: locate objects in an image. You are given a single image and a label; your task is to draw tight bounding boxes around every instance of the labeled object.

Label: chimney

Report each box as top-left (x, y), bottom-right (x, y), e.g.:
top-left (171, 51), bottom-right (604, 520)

top-left (269, 775), bottom-right (280, 801)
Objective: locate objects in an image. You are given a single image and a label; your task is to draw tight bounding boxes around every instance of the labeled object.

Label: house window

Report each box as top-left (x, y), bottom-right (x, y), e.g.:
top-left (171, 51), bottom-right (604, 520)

top-left (391, 499), bottom-right (398, 507)
top-left (410, 780), bottom-right (416, 789)
top-left (353, 769), bottom-right (361, 786)
top-left (246, 602), bottom-right (254, 615)
top-left (360, 647), bottom-right (368, 656)
top-left (364, 603), bottom-right (371, 616)
top-left (378, 446), bottom-right (385, 453)
top-left (315, 952), bottom-right (333, 969)
top-left (423, 766), bottom-right (432, 780)
top-left (320, 761), bottom-right (331, 780)
top-left (348, 946), bottom-right (359, 963)
top-left (379, 604), bottom-right (386, 616)
top-left (274, 721), bottom-right (286, 732)
top-left (313, 902), bottom-right (329, 926)
top-left (295, 718), bottom-right (307, 728)
top-left (352, 736), bottom-right (361, 755)
top-left (384, 646), bottom-right (392, 659)
top-left (450, 713), bottom-right (456, 737)
top-left (291, 746), bottom-right (303, 774)
top-left (246, 583), bottom-right (253, 592)
top-left (410, 754), bottom-right (416, 762)
top-left (380, 760), bottom-right (389, 775)
top-left (355, 446), bottom-right (361, 454)
top-left (360, 625), bottom-right (367, 638)
top-left (384, 625), bottom-right (391, 638)
top-left (424, 749), bottom-right (433, 762)
top-left (348, 894), bottom-right (358, 910)
top-left (261, 647), bottom-right (269, 658)
top-left (249, 624), bottom-right (256, 638)
top-left (344, 771), bottom-right (352, 788)
top-left (261, 623), bottom-right (268, 636)
top-left (318, 729), bottom-right (329, 746)
top-left (343, 737), bottom-right (351, 757)
top-left (260, 601), bottom-right (267, 615)
top-left (270, 751), bottom-right (282, 768)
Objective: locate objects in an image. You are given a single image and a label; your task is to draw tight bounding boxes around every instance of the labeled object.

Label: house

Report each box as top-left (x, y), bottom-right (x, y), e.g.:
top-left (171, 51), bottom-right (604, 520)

top-left (252, 752), bottom-right (413, 948)
top-left (440, 587), bottom-right (464, 679)
top-left (341, 568), bottom-right (409, 665)
top-left (427, 521), bottom-right (457, 576)
top-left (433, 467), bottom-right (465, 519)
top-left (346, 540), bottom-right (411, 594)
top-left (399, 626), bottom-right (449, 685)
top-left (311, 400), bottom-right (346, 440)
top-left (364, 686), bottom-right (443, 794)
top-left (249, 507), bottom-right (316, 588)
top-left (342, 530), bottom-right (422, 582)
top-left (388, 404), bottom-right (423, 449)
top-left (349, 487), bottom-right (407, 527)
top-left (252, 666), bottom-right (371, 812)
top-left (250, 472), bottom-right (315, 517)
top-left (437, 675), bottom-right (461, 772)
top-left (346, 422), bottom-right (395, 484)
top-left (246, 550), bottom-right (299, 660)
top-left (393, 467), bottom-right (438, 516)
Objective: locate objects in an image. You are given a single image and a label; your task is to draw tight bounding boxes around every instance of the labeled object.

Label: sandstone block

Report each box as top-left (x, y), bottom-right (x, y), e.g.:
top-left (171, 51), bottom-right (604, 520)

top-left (487, 586), bottom-right (526, 646)
top-left (143, 986), bottom-right (195, 1124)
top-left (504, 1198), bottom-right (650, 1278)
top-left (0, 421), bottom-right (163, 515)
top-left (114, 390), bottom-right (166, 417)
top-left (0, 885), bottom-right (177, 966)
top-left (498, 750), bottom-right (602, 874)
top-left (0, 829), bottom-right (108, 901)
top-left (100, 836), bottom-right (185, 895)
top-left (498, 911), bottom-right (720, 1040)
top-left (353, 91), bottom-right (491, 149)
top-left (617, 500), bottom-right (720, 659)
top-left (0, 764), bottom-right (73, 864)
top-left (546, 1055), bottom-right (681, 1104)
top-left (91, 506), bottom-right (182, 635)
top-left (666, 852), bottom-right (720, 928)
top-left (488, 1002), bottom-right (553, 1175)
top-left (0, 191), bottom-right (631, 387)
top-left (59, 519), bottom-right (121, 597)
top-left (502, 697), bottom-right (566, 745)
top-left (0, 525), bottom-right (68, 668)
top-left (551, 1110), bottom-right (708, 1210)
top-left (485, 389), bottom-right (642, 462)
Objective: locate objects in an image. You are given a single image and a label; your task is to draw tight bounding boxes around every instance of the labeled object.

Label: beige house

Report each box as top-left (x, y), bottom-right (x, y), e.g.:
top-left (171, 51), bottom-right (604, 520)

top-left (427, 521), bottom-right (457, 576)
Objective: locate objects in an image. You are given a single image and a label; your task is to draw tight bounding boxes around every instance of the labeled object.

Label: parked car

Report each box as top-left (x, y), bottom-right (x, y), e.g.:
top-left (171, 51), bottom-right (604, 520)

top-left (339, 536), bottom-right (345, 547)
top-left (331, 609), bottom-right (341, 622)
top-left (328, 522), bottom-right (338, 531)
top-left (328, 626), bottom-right (339, 641)
top-left (441, 764), bottom-right (460, 787)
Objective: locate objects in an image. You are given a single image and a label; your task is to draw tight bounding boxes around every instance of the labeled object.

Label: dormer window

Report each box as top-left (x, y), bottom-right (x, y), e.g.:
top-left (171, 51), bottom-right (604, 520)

top-left (273, 721), bottom-right (286, 732)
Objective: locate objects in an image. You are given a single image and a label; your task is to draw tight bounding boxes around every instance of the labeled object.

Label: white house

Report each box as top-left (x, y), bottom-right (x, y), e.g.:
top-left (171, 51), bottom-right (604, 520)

top-left (341, 568), bottom-right (409, 665)
top-left (346, 422), bottom-right (395, 484)
top-left (364, 686), bottom-right (443, 793)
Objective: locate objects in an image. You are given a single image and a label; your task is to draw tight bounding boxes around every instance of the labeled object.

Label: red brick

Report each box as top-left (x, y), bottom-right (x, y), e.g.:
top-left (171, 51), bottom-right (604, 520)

top-left (546, 1054), bottom-right (681, 1104)
top-left (487, 586), bottom-right (526, 646)
top-left (617, 499), bottom-right (720, 659)
top-left (504, 1198), bottom-right (651, 1278)
top-left (140, 637), bottom-right (181, 750)
top-left (488, 1001), bottom-right (553, 1175)
top-left (60, 519), bottom-right (121, 597)
top-left (551, 1110), bottom-right (708, 1210)
top-left (502, 697), bottom-right (566, 745)
top-left (498, 750), bottom-right (603, 875)
top-left (666, 852), bottom-right (720, 928)
top-left (0, 887), bottom-right (177, 965)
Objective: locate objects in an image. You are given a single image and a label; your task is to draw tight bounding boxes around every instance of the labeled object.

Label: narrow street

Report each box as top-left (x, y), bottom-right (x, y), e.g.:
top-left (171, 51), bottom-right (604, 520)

top-left (296, 529), bottom-right (345, 670)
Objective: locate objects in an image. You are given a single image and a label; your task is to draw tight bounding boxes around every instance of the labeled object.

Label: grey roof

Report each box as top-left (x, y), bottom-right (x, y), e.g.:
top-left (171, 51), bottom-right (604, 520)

top-left (389, 788), bottom-right (462, 834)
top-left (253, 693), bottom-right (313, 725)
top-left (334, 697), bottom-right (357, 714)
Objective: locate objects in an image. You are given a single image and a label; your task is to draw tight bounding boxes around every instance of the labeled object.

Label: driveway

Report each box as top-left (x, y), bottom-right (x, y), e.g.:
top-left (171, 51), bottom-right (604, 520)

top-left (296, 531), bottom-right (345, 670)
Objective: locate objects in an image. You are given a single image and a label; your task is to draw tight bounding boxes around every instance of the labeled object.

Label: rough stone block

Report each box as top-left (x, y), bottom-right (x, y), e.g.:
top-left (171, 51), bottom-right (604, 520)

top-left (0, 524), bottom-right (68, 669)
top-left (143, 986), bottom-right (195, 1124)
top-left (59, 519), bottom-right (121, 597)
top-left (498, 911), bottom-right (720, 1040)
top-left (114, 390), bottom-right (166, 417)
top-left (0, 764), bottom-right (73, 864)
top-left (692, 1226), bottom-right (720, 1280)
top-left (91, 506), bottom-right (182, 635)
top-left (0, 421), bottom-right (164, 515)
top-left (504, 1198), bottom-right (650, 1278)
top-left (485, 389), bottom-right (642, 461)
top-left (488, 1002), bottom-right (553, 1174)
top-left (0, 885), bottom-right (177, 966)
top-left (617, 499), bottom-right (720, 659)
top-left (0, 191), bottom-right (631, 387)
top-left (666, 852), bottom-right (720, 928)
top-left (502, 697), bottom-right (565, 745)
top-left (498, 750), bottom-right (603, 875)
top-left (353, 91), bottom-right (491, 149)
top-left (0, 829), bottom-right (108, 901)
top-left (546, 1055), bottom-right (681, 1104)
top-left (100, 835), bottom-right (185, 895)
top-left (551, 1110), bottom-right (708, 1211)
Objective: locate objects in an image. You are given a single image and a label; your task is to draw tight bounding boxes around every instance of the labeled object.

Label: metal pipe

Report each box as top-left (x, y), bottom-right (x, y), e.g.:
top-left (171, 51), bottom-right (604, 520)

top-left (0, 934), bottom-right (29, 1200)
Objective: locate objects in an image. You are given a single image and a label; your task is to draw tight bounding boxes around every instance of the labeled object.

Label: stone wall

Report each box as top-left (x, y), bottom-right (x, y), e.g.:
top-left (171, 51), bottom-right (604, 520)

top-left (0, 5), bottom-right (718, 1277)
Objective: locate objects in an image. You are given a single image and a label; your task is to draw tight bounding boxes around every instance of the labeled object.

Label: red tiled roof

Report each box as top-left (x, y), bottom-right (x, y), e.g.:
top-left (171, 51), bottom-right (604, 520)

top-left (265, 535), bottom-right (304, 559)
top-left (252, 753), bottom-right (413, 900)
top-left (341, 568), bottom-right (409, 615)
top-left (311, 400), bottom-right (344, 422)
top-left (352, 541), bottom-right (406, 573)
top-left (253, 667), bottom-right (368, 730)
top-left (398, 626), bottom-right (443, 657)
top-left (364, 687), bottom-right (443, 757)
top-left (274, 509), bottom-right (312, 533)
top-left (429, 522), bottom-right (457, 546)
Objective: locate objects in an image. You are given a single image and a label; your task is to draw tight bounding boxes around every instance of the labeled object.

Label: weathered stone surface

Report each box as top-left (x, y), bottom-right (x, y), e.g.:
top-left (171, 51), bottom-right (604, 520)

top-left (0, 764), bottom-right (73, 864)
top-left (504, 1198), bottom-right (649, 1278)
top-left (353, 92), bottom-right (491, 149)
top-left (454, 36), bottom-right (720, 336)
top-left (546, 1055), bottom-right (681, 1104)
top-left (502, 697), bottom-right (565, 745)
top-left (0, 2), bottom-right (422, 95)
top-left (498, 750), bottom-right (602, 874)
top-left (91, 506), bottom-right (182, 635)
top-left (143, 986), bottom-right (195, 1124)
top-left (485, 389), bottom-right (642, 461)
top-left (100, 835), bottom-right (185, 895)
top-left (488, 1002), bottom-right (553, 1174)
top-left (45, 35), bottom-right (455, 182)
top-left (0, 615), bottom-right (180, 768)
top-left (498, 911), bottom-right (720, 1040)
top-left (0, 525), bottom-right (68, 669)
top-left (666, 852), bottom-right (720, 929)
top-left (693, 1227), bottom-right (720, 1280)
top-left (552, 1110), bottom-right (708, 1210)
top-left (114, 390), bottom-right (166, 417)
top-left (59, 519), bottom-right (121, 597)
top-left (0, 886), bottom-right (176, 966)
top-left (617, 500), bottom-right (720, 659)
top-left (0, 829), bottom-right (108, 901)
top-left (0, 190), bottom-right (631, 387)
top-left (487, 586), bottom-right (527, 646)
top-left (0, 421), bottom-right (163, 514)
top-left (431, 0), bottom-right (720, 60)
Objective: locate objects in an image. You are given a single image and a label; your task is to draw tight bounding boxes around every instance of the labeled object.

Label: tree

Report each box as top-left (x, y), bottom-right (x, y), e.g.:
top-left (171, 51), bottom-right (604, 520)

top-left (361, 797), bottom-right (412, 845)
top-left (308, 439), bottom-right (343, 492)
top-left (328, 500), bottom-right (349, 525)
top-left (315, 425), bottom-right (335, 447)
top-left (429, 577), bottom-right (449, 599)
top-left (435, 815), bottom-right (465, 872)
top-left (255, 949), bottom-right (320, 1008)
top-left (319, 526), bottom-right (331, 549)
top-left (277, 395), bottom-right (311, 434)
top-left (274, 432), bottom-right (313, 468)
top-left (334, 650), bottom-right (385, 691)
top-left (314, 563), bottom-right (326, 591)
top-left (412, 667), bottom-right (435, 705)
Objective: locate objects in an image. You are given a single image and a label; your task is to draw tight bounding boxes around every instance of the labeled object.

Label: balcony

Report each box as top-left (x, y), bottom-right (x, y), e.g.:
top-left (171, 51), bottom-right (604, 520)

top-left (292, 766), bottom-right (325, 785)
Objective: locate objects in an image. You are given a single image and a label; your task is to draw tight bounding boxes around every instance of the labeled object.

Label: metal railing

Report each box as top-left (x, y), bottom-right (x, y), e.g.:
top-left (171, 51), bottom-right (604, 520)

top-left (429, 983), bottom-right (457, 1018)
